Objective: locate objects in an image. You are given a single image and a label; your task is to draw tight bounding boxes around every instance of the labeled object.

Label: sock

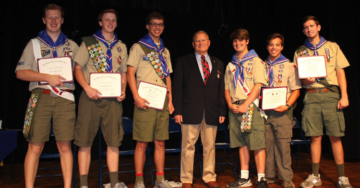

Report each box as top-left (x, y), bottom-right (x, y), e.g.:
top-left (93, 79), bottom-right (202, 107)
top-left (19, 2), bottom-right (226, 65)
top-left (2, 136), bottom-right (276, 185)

top-left (312, 163), bottom-right (320, 176)
top-left (80, 174), bottom-right (88, 187)
top-left (109, 171), bottom-right (118, 188)
top-left (257, 173), bottom-right (265, 182)
top-left (336, 164), bottom-right (345, 178)
top-left (156, 172), bottom-right (165, 183)
top-left (240, 170), bottom-right (249, 179)
top-left (135, 173), bottom-right (144, 184)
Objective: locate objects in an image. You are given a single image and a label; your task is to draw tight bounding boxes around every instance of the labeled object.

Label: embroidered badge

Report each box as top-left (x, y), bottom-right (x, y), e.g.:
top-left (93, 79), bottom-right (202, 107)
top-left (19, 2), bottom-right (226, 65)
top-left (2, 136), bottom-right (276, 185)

top-left (17, 62), bottom-right (25, 66)
top-left (66, 41), bottom-right (70, 46)
top-left (279, 64), bottom-right (284, 69)
top-left (23, 94), bottom-right (39, 135)
top-left (87, 43), bottom-right (107, 72)
top-left (117, 47), bottom-right (121, 53)
top-left (146, 52), bottom-right (165, 79)
top-left (41, 49), bottom-right (50, 57)
top-left (278, 70), bottom-right (283, 73)
top-left (241, 103), bottom-right (254, 132)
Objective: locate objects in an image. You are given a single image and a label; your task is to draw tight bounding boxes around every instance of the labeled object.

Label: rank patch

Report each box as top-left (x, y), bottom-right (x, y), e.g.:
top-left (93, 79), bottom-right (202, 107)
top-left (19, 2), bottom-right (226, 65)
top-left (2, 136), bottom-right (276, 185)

top-left (41, 49), bottom-right (50, 57)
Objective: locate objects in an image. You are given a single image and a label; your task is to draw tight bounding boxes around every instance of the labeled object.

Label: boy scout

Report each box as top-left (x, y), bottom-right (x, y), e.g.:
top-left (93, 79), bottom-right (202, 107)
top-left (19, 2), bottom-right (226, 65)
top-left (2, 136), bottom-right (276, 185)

top-left (127, 11), bottom-right (174, 188)
top-left (225, 29), bottom-right (268, 188)
top-left (73, 9), bottom-right (128, 188)
top-left (264, 33), bottom-right (301, 188)
top-left (294, 15), bottom-right (352, 188)
top-left (16, 4), bottom-right (79, 188)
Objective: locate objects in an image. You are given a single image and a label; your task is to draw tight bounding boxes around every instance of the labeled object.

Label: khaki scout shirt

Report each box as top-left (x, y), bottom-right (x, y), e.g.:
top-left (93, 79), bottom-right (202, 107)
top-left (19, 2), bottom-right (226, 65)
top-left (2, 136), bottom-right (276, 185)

top-left (264, 60), bottom-right (302, 99)
top-left (15, 38), bottom-right (79, 91)
top-left (74, 39), bottom-right (128, 83)
top-left (225, 56), bottom-right (267, 102)
top-left (126, 43), bottom-right (172, 87)
top-left (293, 41), bottom-right (349, 88)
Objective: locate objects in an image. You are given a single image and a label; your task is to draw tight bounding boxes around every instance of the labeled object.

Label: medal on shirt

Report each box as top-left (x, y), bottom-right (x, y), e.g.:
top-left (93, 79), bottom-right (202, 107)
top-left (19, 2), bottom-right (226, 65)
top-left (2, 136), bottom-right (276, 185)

top-left (325, 48), bottom-right (330, 63)
top-left (278, 74), bottom-right (283, 84)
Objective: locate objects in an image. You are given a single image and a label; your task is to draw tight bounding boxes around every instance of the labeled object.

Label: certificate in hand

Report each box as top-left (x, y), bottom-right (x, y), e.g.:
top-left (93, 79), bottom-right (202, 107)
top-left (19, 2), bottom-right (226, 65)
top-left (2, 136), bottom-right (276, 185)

top-left (259, 87), bottom-right (287, 111)
top-left (297, 56), bottom-right (327, 79)
top-left (90, 73), bottom-right (121, 98)
top-left (137, 81), bottom-right (167, 111)
top-left (38, 57), bottom-right (73, 85)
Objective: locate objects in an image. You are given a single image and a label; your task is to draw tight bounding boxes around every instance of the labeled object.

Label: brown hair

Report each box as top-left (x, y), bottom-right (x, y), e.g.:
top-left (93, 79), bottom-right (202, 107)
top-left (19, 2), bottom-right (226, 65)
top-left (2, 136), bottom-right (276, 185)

top-left (42, 4), bottom-right (64, 18)
top-left (302, 15), bottom-right (320, 27)
top-left (230, 28), bottom-right (249, 42)
top-left (146, 11), bottom-right (164, 24)
top-left (266, 33), bottom-right (284, 46)
top-left (98, 9), bottom-right (118, 21)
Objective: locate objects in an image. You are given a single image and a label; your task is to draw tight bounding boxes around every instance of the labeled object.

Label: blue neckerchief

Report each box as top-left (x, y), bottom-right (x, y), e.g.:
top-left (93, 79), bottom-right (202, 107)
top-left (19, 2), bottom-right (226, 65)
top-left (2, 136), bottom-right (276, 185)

top-left (93, 29), bottom-right (119, 73)
top-left (230, 49), bottom-right (258, 89)
top-left (304, 36), bottom-right (327, 56)
top-left (266, 54), bottom-right (289, 87)
top-left (37, 30), bottom-right (68, 58)
top-left (139, 34), bottom-right (169, 77)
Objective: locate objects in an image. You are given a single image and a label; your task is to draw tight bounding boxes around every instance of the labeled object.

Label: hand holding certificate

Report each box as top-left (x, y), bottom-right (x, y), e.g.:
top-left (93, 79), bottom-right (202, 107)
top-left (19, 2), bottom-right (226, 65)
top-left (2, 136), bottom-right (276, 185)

top-left (259, 87), bottom-right (287, 111)
top-left (38, 57), bottom-right (73, 85)
top-left (137, 81), bottom-right (167, 111)
top-left (297, 56), bottom-right (327, 79)
top-left (90, 73), bottom-right (121, 98)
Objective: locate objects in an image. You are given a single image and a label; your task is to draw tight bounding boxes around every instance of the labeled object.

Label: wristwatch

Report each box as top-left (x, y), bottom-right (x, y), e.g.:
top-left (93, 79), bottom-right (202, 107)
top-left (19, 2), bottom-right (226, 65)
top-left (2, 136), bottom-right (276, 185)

top-left (285, 104), bottom-right (291, 109)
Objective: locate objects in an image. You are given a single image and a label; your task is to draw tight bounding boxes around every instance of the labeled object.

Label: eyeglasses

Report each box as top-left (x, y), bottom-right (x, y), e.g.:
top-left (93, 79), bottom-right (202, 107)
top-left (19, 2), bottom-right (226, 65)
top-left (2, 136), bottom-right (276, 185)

top-left (149, 23), bottom-right (164, 27)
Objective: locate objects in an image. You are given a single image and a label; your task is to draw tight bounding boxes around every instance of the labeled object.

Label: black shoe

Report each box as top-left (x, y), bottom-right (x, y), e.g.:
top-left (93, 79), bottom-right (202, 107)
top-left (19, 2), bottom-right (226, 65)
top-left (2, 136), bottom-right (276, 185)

top-left (256, 177), bottom-right (268, 188)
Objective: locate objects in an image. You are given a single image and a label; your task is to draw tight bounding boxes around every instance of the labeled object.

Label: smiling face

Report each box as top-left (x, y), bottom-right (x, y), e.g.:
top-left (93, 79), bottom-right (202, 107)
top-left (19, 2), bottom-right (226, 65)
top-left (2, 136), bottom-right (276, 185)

top-left (99, 12), bottom-right (117, 34)
top-left (232, 38), bottom-right (248, 53)
top-left (146, 18), bottom-right (164, 40)
top-left (267, 38), bottom-right (283, 60)
top-left (303, 20), bottom-right (321, 40)
top-left (42, 9), bottom-right (63, 35)
top-left (192, 32), bottom-right (211, 55)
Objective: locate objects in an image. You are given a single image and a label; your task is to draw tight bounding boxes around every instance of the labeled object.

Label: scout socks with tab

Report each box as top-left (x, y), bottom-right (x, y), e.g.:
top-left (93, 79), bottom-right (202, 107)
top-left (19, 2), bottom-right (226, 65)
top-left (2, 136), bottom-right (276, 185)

top-left (156, 172), bottom-right (165, 184)
top-left (241, 170), bottom-right (249, 179)
top-left (337, 164), bottom-right (345, 177)
top-left (312, 163), bottom-right (320, 176)
top-left (135, 173), bottom-right (144, 184)
top-left (109, 171), bottom-right (119, 188)
top-left (80, 174), bottom-right (88, 187)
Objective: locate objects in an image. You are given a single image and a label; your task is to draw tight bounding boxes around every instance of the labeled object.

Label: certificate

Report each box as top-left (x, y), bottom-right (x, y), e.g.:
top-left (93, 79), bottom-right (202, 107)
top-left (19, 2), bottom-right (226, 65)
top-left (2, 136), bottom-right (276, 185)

top-left (137, 81), bottom-right (167, 111)
top-left (90, 73), bottom-right (121, 98)
top-left (259, 87), bottom-right (287, 111)
top-left (38, 57), bottom-right (73, 85)
top-left (297, 56), bottom-right (327, 79)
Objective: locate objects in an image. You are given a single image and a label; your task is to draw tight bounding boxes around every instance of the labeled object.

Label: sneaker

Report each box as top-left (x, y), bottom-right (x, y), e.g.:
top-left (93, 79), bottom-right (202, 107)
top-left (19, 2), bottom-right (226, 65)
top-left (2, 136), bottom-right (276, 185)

top-left (227, 176), bottom-right (252, 188)
top-left (266, 177), bottom-right (276, 184)
top-left (135, 181), bottom-right (145, 188)
top-left (300, 174), bottom-right (322, 188)
top-left (104, 183), bottom-right (128, 188)
top-left (155, 179), bottom-right (172, 188)
top-left (282, 181), bottom-right (295, 188)
top-left (337, 177), bottom-right (353, 188)
top-left (81, 186), bottom-right (88, 188)
top-left (256, 177), bottom-right (268, 188)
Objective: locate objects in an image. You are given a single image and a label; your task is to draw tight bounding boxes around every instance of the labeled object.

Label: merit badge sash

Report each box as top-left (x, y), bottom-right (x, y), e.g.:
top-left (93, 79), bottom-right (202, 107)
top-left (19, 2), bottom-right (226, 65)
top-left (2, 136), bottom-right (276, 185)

top-left (23, 89), bottom-right (42, 138)
top-left (138, 34), bottom-right (169, 84)
top-left (32, 39), bottom-right (75, 101)
top-left (240, 103), bottom-right (255, 133)
top-left (266, 54), bottom-right (289, 87)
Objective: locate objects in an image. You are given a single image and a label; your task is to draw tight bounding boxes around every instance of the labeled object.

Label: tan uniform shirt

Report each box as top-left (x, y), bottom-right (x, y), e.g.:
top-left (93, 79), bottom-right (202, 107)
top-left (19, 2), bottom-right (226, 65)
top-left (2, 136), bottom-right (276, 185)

top-left (16, 39), bottom-right (79, 91)
top-left (264, 60), bottom-right (302, 99)
top-left (74, 39), bottom-right (128, 83)
top-left (293, 41), bottom-right (349, 88)
top-left (126, 43), bottom-right (172, 87)
top-left (225, 56), bottom-right (267, 102)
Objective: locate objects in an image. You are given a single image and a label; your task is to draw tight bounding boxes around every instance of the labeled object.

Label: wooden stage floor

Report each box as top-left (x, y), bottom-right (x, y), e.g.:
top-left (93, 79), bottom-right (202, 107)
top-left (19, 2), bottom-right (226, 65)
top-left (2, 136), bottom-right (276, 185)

top-left (0, 152), bottom-right (359, 188)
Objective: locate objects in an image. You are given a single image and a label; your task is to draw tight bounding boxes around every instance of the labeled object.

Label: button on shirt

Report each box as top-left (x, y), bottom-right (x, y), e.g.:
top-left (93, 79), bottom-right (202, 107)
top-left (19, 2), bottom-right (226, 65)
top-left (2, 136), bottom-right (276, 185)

top-left (195, 52), bottom-right (212, 80)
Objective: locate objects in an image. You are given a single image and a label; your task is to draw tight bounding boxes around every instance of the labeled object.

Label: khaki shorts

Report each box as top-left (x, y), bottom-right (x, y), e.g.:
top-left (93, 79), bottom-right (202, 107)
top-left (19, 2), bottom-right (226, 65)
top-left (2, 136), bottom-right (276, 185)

top-left (133, 98), bottom-right (169, 142)
top-left (302, 91), bottom-right (345, 137)
top-left (74, 91), bottom-right (124, 147)
top-left (229, 102), bottom-right (265, 150)
top-left (27, 89), bottom-right (76, 143)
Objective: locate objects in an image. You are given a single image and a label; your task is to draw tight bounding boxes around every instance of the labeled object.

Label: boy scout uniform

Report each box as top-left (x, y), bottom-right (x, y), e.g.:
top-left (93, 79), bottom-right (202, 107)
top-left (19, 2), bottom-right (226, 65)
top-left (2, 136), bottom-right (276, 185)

top-left (16, 38), bottom-right (79, 143)
top-left (264, 59), bottom-right (301, 181)
top-left (293, 41), bottom-right (349, 137)
top-left (127, 43), bottom-right (172, 142)
top-left (224, 55), bottom-right (267, 150)
top-left (74, 38), bottom-right (128, 147)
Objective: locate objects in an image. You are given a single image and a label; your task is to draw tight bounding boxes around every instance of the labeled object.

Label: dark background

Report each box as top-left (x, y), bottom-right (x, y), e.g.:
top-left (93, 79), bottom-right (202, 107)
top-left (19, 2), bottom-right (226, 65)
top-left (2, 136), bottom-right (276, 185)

top-left (0, 0), bottom-right (359, 162)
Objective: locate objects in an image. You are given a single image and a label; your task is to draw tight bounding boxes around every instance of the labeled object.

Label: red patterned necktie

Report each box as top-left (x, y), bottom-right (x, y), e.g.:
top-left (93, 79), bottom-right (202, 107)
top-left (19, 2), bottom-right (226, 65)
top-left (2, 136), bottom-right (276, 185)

top-left (201, 55), bottom-right (210, 85)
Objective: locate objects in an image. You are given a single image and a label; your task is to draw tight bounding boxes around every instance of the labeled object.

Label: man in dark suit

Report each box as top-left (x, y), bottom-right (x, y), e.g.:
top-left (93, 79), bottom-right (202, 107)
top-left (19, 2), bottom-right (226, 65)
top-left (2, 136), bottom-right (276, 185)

top-left (173, 30), bottom-right (226, 188)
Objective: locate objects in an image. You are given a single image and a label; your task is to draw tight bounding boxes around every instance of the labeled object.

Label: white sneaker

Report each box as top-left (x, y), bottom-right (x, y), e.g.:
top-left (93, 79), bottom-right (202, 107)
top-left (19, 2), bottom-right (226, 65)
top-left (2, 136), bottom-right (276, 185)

top-left (103, 182), bottom-right (128, 188)
top-left (300, 174), bottom-right (322, 188)
top-left (135, 181), bottom-right (145, 188)
top-left (155, 179), bottom-right (172, 188)
top-left (337, 177), bottom-right (353, 188)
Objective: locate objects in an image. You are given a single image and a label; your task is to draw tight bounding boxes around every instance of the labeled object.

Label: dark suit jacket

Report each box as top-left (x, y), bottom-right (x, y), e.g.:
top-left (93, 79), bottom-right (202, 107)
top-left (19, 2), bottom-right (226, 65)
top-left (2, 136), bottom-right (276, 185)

top-left (173, 53), bottom-right (226, 125)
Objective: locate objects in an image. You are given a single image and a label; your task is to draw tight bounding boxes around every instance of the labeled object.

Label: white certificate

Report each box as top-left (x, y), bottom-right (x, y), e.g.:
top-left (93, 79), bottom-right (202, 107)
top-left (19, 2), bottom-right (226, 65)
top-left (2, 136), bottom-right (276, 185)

top-left (90, 73), bottom-right (121, 98)
top-left (297, 56), bottom-right (327, 79)
top-left (138, 81), bottom-right (167, 111)
top-left (38, 57), bottom-right (73, 85)
top-left (260, 87), bottom-right (287, 111)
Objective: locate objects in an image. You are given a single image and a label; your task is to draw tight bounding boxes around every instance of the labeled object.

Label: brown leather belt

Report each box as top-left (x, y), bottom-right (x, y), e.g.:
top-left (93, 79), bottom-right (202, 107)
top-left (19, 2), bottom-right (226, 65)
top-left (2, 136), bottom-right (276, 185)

top-left (306, 88), bottom-right (330, 93)
top-left (42, 89), bottom-right (72, 95)
top-left (233, 100), bottom-right (245, 104)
